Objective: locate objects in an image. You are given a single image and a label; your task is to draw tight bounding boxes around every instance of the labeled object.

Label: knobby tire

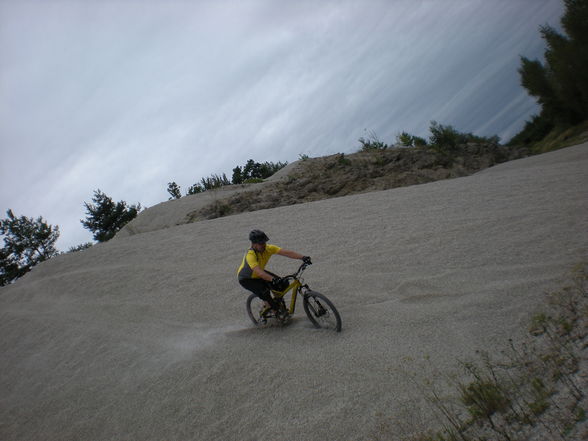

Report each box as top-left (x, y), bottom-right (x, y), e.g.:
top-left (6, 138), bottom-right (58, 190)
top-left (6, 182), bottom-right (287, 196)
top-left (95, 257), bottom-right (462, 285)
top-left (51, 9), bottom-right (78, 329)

top-left (246, 293), bottom-right (289, 327)
top-left (303, 291), bottom-right (342, 332)
top-left (246, 293), bottom-right (266, 326)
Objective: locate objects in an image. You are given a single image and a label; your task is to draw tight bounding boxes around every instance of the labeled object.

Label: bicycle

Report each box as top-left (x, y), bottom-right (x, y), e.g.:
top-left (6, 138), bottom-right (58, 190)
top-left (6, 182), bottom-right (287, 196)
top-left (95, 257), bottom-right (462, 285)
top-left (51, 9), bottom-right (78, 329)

top-left (245, 263), bottom-right (342, 332)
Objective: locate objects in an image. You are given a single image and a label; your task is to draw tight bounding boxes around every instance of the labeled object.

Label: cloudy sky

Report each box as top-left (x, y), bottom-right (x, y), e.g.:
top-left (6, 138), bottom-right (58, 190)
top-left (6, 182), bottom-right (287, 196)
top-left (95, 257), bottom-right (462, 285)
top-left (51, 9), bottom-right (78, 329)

top-left (1, 0), bottom-right (564, 250)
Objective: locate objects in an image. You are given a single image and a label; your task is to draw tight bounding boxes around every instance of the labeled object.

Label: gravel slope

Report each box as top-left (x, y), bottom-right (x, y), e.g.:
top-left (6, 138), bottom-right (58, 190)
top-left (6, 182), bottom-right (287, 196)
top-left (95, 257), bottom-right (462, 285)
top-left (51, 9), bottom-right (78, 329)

top-left (1, 143), bottom-right (587, 441)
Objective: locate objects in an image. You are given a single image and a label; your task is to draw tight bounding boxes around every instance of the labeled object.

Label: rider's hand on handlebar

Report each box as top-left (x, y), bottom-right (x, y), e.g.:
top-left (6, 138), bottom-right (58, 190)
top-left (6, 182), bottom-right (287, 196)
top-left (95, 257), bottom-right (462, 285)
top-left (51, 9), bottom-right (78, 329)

top-left (271, 276), bottom-right (284, 289)
top-left (302, 256), bottom-right (312, 265)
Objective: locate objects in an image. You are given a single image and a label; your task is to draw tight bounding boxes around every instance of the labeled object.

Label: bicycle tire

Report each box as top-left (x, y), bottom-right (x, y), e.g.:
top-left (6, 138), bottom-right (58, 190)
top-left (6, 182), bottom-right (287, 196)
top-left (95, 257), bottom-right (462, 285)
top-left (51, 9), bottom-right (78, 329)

top-left (303, 291), bottom-right (342, 332)
top-left (246, 293), bottom-right (267, 326)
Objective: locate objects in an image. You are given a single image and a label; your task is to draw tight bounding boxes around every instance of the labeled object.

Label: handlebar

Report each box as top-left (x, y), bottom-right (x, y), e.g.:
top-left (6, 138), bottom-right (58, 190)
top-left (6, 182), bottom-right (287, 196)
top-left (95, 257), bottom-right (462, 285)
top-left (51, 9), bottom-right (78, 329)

top-left (284, 262), bottom-right (311, 280)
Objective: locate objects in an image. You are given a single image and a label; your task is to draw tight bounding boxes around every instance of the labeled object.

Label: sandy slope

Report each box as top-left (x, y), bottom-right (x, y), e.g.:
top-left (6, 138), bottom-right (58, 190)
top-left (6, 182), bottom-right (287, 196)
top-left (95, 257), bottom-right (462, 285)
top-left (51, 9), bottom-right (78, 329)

top-left (1, 143), bottom-right (587, 441)
top-left (117, 159), bottom-right (304, 237)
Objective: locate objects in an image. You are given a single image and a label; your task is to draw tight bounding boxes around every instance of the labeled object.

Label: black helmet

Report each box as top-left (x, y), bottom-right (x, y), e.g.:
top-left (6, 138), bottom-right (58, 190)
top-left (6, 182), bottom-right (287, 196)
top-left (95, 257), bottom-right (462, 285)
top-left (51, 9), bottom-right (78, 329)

top-left (249, 229), bottom-right (269, 244)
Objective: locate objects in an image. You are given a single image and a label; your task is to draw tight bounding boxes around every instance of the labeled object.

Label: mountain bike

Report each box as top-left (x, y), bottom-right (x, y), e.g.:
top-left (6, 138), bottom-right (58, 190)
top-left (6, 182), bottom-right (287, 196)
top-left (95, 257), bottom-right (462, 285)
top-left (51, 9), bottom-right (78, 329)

top-left (245, 263), bottom-right (342, 332)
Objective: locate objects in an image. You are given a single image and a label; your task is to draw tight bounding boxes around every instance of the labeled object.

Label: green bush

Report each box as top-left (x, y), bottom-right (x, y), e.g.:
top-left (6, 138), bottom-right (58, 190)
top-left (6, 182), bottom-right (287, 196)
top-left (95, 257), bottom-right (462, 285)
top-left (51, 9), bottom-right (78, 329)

top-left (397, 131), bottom-right (414, 147)
top-left (358, 130), bottom-right (388, 151)
top-left (397, 131), bottom-right (429, 147)
top-left (413, 136), bottom-right (428, 147)
top-left (428, 121), bottom-right (462, 153)
top-left (201, 173), bottom-right (230, 190)
top-left (232, 160), bottom-right (288, 184)
top-left (187, 183), bottom-right (205, 195)
top-left (428, 121), bottom-right (500, 154)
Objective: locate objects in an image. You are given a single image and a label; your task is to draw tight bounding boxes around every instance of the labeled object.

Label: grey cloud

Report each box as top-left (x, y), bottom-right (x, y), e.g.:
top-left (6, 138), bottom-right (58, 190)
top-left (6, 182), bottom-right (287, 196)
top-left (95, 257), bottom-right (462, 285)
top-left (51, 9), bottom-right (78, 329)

top-left (0, 0), bottom-right (564, 249)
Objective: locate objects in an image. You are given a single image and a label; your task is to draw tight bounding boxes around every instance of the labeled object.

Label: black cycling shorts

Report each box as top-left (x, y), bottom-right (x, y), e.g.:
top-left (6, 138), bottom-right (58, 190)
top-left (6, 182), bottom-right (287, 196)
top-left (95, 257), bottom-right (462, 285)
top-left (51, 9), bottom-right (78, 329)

top-left (239, 278), bottom-right (273, 302)
top-left (238, 270), bottom-right (279, 304)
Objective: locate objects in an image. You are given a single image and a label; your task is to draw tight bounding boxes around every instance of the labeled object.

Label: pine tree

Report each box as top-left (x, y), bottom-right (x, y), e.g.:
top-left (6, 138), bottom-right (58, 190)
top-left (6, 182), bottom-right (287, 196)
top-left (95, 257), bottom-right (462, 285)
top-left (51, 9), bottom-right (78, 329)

top-left (0, 209), bottom-right (60, 285)
top-left (81, 190), bottom-right (141, 242)
top-left (232, 166), bottom-right (243, 184)
top-left (518, 0), bottom-right (588, 130)
top-left (167, 182), bottom-right (182, 200)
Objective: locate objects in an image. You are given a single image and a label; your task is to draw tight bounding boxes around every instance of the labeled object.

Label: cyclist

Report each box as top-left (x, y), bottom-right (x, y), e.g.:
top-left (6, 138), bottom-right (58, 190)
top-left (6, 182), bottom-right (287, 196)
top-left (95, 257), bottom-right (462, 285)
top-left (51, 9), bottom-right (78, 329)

top-left (238, 229), bottom-right (312, 314)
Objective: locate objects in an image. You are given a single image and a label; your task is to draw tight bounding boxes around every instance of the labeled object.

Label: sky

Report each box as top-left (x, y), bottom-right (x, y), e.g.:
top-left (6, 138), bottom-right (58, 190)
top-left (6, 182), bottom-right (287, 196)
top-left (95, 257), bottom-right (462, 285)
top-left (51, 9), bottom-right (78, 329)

top-left (0, 0), bottom-right (565, 251)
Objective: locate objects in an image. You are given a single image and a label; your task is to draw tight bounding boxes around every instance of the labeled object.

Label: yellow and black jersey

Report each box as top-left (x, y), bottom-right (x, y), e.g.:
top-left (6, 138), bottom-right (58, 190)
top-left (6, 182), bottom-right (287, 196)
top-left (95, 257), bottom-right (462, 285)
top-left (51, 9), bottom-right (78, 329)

top-left (237, 244), bottom-right (281, 280)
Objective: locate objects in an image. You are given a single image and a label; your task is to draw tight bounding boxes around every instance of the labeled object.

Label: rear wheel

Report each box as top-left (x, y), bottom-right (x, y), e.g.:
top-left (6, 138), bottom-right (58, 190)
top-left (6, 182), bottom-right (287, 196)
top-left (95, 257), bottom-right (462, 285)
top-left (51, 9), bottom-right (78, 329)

top-left (303, 291), bottom-right (342, 332)
top-left (246, 294), bottom-right (267, 326)
top-left (246, 294), bottom-right (289, 326)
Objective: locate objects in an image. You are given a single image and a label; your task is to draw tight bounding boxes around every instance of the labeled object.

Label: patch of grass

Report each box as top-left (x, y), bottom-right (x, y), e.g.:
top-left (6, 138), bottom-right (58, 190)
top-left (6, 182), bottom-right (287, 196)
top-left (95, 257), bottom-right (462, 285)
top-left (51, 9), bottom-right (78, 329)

top-left (337, 153), bottom-right (352, 166)
top-left (198, 200), bottom-right (232, 219)
top-left (376, 264), bottom-right (587, 441)
top-left (527, 120), bottom-right (588, 154)
top-left (243, 177), bottom-right (264, 184)
top-left (459, 375), bottom-right (510, 421)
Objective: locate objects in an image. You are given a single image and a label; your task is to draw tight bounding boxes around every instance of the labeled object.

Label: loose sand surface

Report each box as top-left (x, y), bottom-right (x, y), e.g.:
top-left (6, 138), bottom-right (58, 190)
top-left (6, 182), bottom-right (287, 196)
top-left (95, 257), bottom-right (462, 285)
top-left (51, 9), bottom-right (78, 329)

top-left (1, 143), bottom-right (587, 440)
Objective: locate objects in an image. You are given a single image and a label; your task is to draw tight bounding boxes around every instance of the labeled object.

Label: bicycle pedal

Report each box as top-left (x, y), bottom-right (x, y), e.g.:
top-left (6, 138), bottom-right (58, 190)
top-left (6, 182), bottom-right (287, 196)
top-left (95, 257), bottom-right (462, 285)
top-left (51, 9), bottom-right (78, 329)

top-left (277, 312), bottom-right (290, 322)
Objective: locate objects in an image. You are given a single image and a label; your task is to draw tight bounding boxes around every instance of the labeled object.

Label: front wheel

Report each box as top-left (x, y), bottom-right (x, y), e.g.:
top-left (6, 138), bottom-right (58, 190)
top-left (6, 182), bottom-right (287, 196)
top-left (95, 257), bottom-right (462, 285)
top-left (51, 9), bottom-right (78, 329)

top-left (303, 291), bottom-right (342, 332)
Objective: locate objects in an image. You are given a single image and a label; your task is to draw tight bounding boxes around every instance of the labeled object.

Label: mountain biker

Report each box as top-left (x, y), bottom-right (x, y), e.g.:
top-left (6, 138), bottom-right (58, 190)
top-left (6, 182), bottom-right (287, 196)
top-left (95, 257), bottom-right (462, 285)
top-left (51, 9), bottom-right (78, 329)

top-left (238, 229), bottom-right (312, 314)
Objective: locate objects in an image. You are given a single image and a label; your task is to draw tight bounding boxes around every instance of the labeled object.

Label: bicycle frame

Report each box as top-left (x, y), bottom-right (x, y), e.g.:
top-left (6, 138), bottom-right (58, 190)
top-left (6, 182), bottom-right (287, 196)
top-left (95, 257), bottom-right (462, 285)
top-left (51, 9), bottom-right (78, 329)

top-left (269, 263), bottom-right (310, 315)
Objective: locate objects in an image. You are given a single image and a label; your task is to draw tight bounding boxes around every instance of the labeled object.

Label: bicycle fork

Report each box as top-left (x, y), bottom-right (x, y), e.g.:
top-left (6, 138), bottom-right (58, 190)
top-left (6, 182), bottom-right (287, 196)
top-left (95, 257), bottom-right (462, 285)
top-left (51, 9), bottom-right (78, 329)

top-left (307, 295), bottom-right (327, 317)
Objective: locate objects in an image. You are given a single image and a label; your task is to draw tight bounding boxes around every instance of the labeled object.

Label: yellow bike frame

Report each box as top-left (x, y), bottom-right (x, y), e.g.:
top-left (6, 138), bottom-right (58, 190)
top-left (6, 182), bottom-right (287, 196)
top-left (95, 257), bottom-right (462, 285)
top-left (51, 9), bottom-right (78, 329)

top-left (270, 279), bottom-right (304, 315)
